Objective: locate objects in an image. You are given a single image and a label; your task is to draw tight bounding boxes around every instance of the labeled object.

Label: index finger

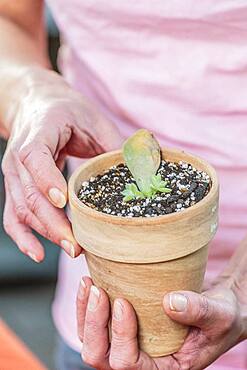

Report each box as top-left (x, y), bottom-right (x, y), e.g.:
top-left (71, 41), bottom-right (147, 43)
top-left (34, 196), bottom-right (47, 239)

top-left (82, 286), bottom-right (111, 369)
top-left (111, 300), bottom-right (178, 370)
top-left (18, 132), bottom-right (67, 208)
top-left (76, 277), bottom-right (93, 343)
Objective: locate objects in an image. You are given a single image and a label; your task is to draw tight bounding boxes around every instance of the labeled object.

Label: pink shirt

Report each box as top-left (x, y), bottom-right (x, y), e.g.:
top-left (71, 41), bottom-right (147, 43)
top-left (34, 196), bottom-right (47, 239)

top-left (47, 1), bottom-right (247, 367)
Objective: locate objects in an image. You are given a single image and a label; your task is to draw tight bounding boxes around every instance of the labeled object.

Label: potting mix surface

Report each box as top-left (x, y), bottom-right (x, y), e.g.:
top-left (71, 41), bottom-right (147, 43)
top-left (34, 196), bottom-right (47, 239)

top-left (78, 160), bottom-right (211, 217)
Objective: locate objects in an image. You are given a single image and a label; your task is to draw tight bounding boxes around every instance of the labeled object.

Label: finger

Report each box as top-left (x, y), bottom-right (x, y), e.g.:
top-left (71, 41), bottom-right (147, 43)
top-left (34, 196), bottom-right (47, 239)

top-left (4, 167), bottom-right (48, 238)
top-left (69, 98), bottom-right (123, 154)
top-left (18, 127), bottom-right (68, 208)
top-left (5, 160), bottom-right (81, 258)
top-left (55, 148), bottom-right (67, 172)
top-left (76, 277), bottom-right (93, 343)
top-left (163, 291), bottom-right (231, 331)
top-left (110, 299), bottom-right (156, 370)
top-left (3, 183), bottom-right (44, 262)
top-left (82, 286), bottom-right (111, 369)
top-left (88, 114), bottom-right (124, 152)
top-left (15, 157), bottom-right (82, 258)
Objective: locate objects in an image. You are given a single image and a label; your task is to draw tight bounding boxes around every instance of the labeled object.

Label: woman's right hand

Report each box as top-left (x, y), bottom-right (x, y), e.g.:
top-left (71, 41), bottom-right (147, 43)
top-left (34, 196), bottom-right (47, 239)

top-left (77, 279), bottom-right (245, 370)
top-left (1, 66), bottom-right (123, 262)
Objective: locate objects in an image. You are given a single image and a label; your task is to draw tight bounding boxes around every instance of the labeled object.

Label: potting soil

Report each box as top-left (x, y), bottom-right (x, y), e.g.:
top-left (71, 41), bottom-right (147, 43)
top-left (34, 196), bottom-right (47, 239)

top-left (78, 160), bottom-right (210, 218)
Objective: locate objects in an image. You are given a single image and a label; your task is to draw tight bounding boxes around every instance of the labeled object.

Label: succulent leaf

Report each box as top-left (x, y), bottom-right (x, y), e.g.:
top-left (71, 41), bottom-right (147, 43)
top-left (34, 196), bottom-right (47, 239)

top-left (121, 183), bottom-right (144, 202)
top-left (150, 174), bottom-right (172, 195)
top-left (123, 129), bottom-right (161, 196)
top-left (158, 187), bottom-right (172, 193)
top-left (122, 129), bottom-right (172, 202)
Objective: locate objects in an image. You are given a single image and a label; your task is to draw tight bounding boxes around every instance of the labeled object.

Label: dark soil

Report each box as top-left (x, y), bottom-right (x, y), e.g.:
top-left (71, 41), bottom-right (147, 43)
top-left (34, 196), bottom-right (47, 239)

top-left (77, 160), bottom-right (211, 218)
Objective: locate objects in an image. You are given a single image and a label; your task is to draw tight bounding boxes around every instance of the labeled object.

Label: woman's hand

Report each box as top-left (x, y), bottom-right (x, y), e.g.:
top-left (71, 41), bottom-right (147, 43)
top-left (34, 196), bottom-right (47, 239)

top-left (1, 67), bottom-right (122, 262)
top-left (77, 278), bottom-right (246, 370)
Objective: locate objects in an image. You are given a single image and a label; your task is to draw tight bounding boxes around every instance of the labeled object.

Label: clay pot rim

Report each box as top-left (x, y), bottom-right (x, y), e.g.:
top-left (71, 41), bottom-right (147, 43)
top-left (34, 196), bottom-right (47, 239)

top-left (69, 148), bottom-right (218, 226)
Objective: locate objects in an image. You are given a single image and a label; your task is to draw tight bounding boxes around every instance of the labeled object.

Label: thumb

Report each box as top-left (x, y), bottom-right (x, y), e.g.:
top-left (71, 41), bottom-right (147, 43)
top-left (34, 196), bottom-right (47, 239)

top-left (163, 291), bottom-right (223, 330)
top-left (68, 114), bottom-right (123, 157)
top-left (93, 115), bottom-right (124, 152)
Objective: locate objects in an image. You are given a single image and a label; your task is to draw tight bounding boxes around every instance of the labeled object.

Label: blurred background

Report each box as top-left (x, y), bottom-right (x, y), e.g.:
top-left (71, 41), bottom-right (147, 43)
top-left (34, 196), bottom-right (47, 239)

top-left (0, 6), bottom-right (60, 370)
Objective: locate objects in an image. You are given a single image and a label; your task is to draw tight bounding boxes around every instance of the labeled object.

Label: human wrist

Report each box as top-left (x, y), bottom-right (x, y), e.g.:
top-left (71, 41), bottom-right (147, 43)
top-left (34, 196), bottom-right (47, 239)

top-left (213, 273), bottom-right (247, 340)
top-left (20, 65), bottom-right (67, 90)
top-left (231, 279), bottom-right (247, 341)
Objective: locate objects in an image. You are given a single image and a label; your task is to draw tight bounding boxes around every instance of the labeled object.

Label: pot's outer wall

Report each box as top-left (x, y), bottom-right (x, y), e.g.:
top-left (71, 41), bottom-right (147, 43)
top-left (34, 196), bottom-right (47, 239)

top-left (86, 244), bottom-right (208, 357)
top-left (69, 149), bottom-right (219, 264)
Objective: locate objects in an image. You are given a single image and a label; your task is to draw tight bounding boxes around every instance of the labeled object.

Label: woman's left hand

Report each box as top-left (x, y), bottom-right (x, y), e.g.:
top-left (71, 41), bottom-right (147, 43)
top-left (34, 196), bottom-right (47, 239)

top-left (76, 277), bottom-right (246, 370)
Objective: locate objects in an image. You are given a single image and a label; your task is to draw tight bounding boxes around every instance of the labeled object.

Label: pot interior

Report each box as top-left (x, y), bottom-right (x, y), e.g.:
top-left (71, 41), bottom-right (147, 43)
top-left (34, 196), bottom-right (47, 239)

top-left (73, 149), bottom-right (215, 196)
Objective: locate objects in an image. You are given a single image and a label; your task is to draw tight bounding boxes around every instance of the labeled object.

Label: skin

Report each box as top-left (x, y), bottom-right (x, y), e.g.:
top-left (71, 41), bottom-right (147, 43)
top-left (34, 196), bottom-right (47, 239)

top-left (77, 267), bottom-right (247, 370)
top-left (0, 1), bottom-right (122, 261)
top-left (0, 2), bottom-right (246, 367)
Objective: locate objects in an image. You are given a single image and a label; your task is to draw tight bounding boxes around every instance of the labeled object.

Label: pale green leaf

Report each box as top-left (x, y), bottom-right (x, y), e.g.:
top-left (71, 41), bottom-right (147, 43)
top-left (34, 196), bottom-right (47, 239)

top-left (123, 129), bottom-right (161, 196)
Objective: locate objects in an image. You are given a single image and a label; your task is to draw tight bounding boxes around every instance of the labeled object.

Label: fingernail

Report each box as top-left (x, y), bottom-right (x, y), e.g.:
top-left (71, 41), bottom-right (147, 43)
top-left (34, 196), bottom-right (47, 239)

top-left (61, 240), bottom-right (76, 258)
top-left (70, 244), bottom-right (75, 258)
top-left (27, 252), bottom-right (40, 263)
top-left (169, 293), bottom-right (188, 312)
top-left (78, 278), bottom-right (86, 299)
top-left (49, 188), bottom-right (66, 208)
top-left (113, 300), bottom-right (123, 321)
top-left (88, 286), bottom-right (100, 312)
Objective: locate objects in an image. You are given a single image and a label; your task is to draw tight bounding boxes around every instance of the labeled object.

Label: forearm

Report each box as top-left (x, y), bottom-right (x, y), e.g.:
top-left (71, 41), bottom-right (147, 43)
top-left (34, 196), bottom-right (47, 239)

top-left (0, 2), bottom-right (50, 138)
top-left (215, 235), bottom-right (247, 339)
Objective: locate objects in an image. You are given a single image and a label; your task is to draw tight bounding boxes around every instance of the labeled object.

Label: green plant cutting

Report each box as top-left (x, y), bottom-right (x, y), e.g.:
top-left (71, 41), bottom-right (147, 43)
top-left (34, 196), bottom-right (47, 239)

top-left (122, 129), bottom-right (171, 202)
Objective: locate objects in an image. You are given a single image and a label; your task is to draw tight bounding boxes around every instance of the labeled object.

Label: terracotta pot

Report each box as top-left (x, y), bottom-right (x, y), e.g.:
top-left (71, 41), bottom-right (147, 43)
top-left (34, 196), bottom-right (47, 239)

top-left (68, 148), bottom-right (219, 357)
